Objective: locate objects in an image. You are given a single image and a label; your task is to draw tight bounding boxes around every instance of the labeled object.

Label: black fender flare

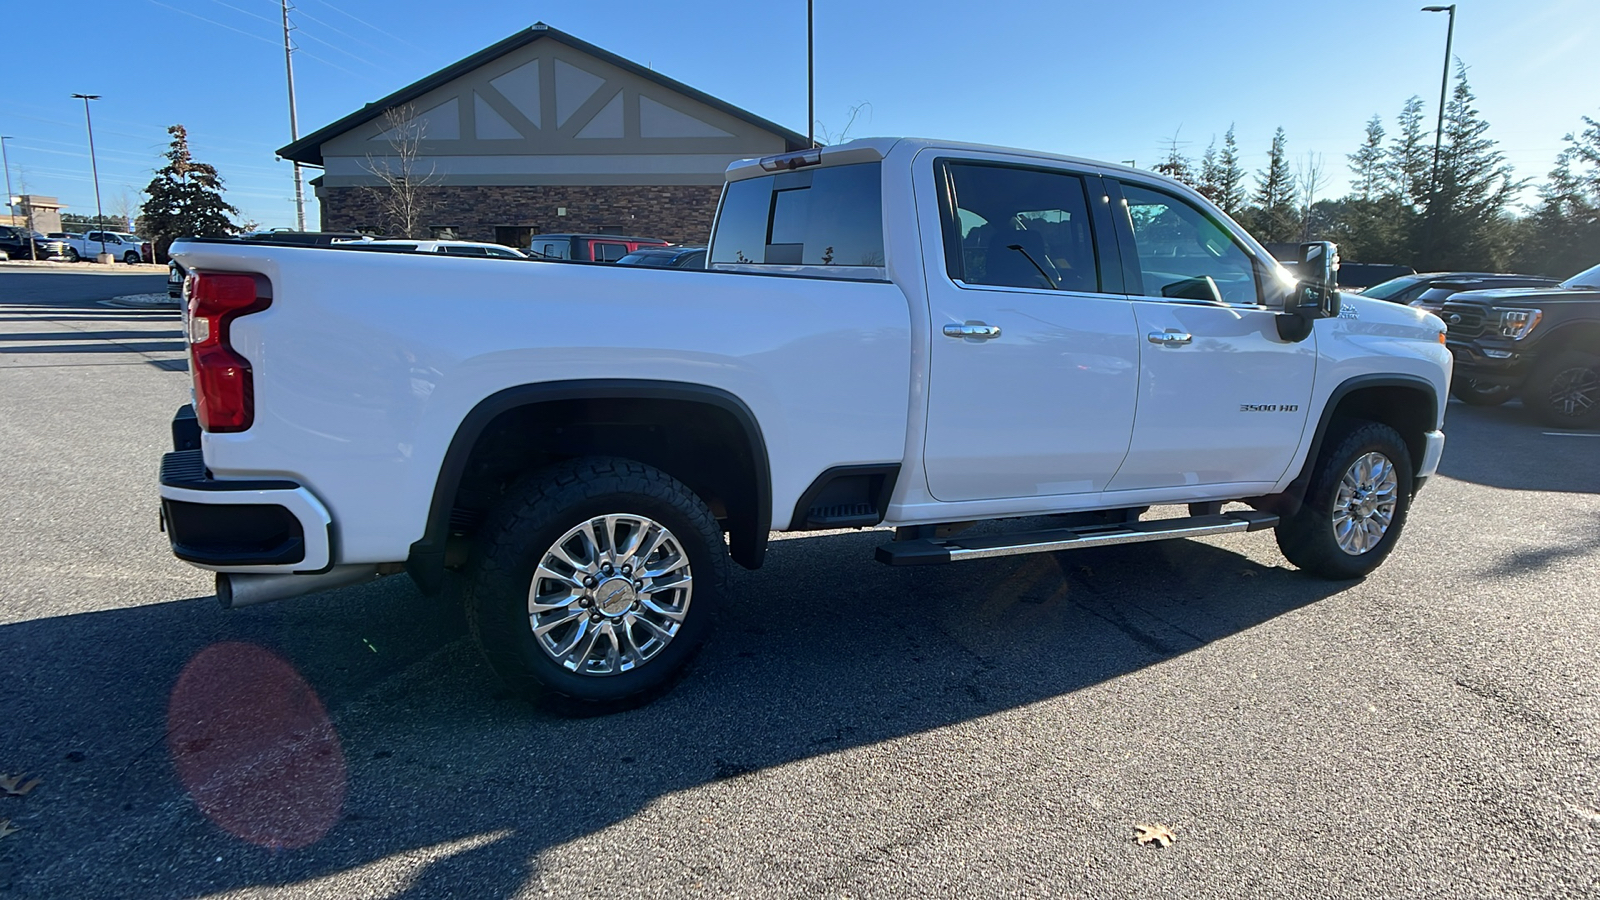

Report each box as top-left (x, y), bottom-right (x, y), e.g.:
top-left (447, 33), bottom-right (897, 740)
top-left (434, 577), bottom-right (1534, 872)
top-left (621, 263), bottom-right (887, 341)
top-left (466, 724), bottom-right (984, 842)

top-left (405, 379), bottom-right (772, 594)
top-left (1267, 373), bottom-right (1440, 515)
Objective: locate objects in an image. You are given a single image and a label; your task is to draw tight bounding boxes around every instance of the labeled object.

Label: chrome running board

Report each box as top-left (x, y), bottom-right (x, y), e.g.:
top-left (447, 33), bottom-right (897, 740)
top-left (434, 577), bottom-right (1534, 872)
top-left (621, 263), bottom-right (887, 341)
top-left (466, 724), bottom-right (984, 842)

top-left (875, 511), bottom-right (1280, 566)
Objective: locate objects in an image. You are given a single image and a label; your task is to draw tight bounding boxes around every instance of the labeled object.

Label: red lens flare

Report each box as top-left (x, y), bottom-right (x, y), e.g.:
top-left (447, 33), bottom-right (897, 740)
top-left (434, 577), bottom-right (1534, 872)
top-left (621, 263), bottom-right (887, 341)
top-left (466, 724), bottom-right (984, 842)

top-left (167, 642), bottom-right (346, 850)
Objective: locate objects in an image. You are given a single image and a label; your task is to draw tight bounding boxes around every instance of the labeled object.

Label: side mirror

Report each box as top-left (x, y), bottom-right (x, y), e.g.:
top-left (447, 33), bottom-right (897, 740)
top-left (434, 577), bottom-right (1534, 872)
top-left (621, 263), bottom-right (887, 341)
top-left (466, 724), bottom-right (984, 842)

top-left (1277, 241), bottom-right (1340, 342)
top-left (1294, 241), bottom-right (1341, 318)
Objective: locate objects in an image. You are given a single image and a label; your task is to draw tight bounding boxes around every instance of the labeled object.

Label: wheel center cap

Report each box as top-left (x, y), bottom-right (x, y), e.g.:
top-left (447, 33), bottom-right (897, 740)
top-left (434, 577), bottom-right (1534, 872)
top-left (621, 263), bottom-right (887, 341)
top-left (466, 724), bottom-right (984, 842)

top-left (595, 577), bottom-right (637, 616)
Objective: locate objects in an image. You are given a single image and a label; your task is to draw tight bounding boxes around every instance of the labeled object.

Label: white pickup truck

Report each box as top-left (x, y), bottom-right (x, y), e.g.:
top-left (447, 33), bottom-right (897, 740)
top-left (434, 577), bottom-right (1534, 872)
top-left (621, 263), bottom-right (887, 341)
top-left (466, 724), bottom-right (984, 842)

top-left (161, 138), bottom-right (1450, 710)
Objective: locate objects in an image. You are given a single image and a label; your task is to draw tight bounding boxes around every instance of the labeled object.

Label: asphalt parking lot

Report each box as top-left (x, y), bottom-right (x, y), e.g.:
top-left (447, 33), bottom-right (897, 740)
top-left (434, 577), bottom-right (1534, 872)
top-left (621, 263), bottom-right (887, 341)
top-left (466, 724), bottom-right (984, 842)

top-left (0, 270), bottom-right (1596, 899)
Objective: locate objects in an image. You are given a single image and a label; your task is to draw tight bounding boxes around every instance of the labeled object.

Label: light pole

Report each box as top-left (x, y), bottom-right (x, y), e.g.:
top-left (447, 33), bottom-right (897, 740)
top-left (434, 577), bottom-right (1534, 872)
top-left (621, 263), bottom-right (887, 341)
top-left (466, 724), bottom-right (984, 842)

top-left (1422, 6), bottom-right (1456, 196)
top-left (280, 0), bottom-right (306, 231)
top-left (0, 136), bottom-right (14, 227)
top-left (72, 93), bottom-right (111, 263)
top-left (807, 0), bottom-right (815, 148)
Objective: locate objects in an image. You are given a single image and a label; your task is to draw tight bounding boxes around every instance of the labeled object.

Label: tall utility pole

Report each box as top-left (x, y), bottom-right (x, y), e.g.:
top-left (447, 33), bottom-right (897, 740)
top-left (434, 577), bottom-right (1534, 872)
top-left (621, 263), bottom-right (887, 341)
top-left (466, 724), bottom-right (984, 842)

top-left (281, 0), bottom-right (306, 231)
top-left (807, 0), bottom-right (814, 148)
top-left (72, 93), bottom-right (109, 262)
top-left (0, 136), bottom-right (14, 227)
top-left (1422, 5), bottom-right (1456, 195)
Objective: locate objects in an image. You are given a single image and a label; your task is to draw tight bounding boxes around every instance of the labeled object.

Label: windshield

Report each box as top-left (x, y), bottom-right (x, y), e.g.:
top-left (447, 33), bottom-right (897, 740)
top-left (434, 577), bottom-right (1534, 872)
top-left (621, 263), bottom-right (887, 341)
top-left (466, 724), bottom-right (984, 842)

top-left (1360, 275), bottom-right (1426, 301)
top-left (1559, 263), bottom-right (1600, 290)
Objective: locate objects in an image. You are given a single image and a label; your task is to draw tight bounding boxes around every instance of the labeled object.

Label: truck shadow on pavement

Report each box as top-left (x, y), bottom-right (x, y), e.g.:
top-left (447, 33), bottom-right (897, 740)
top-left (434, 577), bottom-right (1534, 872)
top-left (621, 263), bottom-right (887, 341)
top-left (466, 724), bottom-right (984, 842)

top-left (0, 529), bottom-right (1349, 898)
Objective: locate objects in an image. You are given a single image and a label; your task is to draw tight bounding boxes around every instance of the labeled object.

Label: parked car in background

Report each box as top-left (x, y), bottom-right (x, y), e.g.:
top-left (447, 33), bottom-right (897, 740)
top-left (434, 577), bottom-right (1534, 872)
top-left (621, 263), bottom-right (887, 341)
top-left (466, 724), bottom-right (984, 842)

top-left (363, 239), bottom-right (529, 258)
top-left (528, 233), bottom-right (670, 262)
top-left (64, 231), bottom-right (150, 264)
top-left (1442, 262), bottom-right (1600, 427)
top-left (1408, 274), bottom-right (1561, 313)
top-left (237, 230), bottom-right (371, 247)
top-left (0, 227), bottom-right (68, 260)
top-left (616, 246), bottom-right (706, 268)
top-left (1361, 272), bottom-right (1557, 307)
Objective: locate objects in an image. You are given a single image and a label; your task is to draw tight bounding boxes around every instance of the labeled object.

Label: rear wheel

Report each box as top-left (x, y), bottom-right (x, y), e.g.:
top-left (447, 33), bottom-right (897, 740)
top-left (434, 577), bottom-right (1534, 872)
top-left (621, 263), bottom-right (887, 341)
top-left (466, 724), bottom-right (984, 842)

top-left (464, 457), bottom-right (726, 713)
top-left (1527, 350), bottom-right (1600, 429)
top-left (1276, 421), bottom-right (1413, 580)
top-left (1450, 377), bottom-right (1513, 407)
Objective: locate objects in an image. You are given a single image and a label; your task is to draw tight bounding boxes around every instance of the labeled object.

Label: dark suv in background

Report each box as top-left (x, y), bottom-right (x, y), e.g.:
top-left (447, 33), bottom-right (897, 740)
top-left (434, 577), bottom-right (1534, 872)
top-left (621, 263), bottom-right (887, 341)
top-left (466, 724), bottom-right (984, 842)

top-left (1443, 262), bottom-right (1600, 428)
top-left (0, 227), bottom-right (68, 260)
top-left (1361, 271), bottom-right (1558, 307)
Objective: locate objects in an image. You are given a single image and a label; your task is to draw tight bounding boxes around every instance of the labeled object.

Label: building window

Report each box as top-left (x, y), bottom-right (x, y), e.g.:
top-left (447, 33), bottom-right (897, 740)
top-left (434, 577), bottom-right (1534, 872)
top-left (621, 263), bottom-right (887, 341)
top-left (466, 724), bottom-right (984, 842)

top-left (429, 225), bottom-right (459, 240)
top-left (495, 226), bottom-right (537, 249)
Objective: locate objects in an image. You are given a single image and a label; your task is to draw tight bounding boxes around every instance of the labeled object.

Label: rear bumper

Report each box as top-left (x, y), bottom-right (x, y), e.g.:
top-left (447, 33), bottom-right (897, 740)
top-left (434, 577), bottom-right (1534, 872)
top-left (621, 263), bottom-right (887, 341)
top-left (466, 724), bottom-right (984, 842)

top-left (158, 408), bottom-right (334, 574)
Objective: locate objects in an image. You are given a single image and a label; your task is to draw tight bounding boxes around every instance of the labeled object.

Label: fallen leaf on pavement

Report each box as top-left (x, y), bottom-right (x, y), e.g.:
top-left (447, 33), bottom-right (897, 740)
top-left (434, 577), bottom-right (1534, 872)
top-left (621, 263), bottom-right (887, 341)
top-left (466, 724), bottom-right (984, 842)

top-left (0, 820), bottom-right (17, 839)
top-left (1134, 822), bottom-right (1176, 847)
top-left (0, 775), bottom-right (40, 797)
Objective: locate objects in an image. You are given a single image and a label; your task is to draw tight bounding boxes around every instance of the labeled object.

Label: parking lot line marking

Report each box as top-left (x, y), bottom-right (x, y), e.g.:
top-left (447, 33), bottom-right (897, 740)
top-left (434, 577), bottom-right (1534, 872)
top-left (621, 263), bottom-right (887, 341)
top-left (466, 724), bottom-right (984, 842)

top-left (1541, 432), bottom-right (1600, 437)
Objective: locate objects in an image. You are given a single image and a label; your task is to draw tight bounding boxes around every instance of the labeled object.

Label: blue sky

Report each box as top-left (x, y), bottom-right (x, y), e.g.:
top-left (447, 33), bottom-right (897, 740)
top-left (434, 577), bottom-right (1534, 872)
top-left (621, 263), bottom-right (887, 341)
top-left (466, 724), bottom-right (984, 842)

top-left (5, 0), bottom-right (1595, 229)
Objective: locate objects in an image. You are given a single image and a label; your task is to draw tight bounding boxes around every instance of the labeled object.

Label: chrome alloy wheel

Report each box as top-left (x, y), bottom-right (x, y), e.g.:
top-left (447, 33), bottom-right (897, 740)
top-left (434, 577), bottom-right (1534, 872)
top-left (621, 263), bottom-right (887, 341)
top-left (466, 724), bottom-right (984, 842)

top-left (528, 514), bottom-right (692, 676)
top-left (1332, 451), bottom-right (1399, 556)
top-left (1547, 366), bottom-right (1598, 419)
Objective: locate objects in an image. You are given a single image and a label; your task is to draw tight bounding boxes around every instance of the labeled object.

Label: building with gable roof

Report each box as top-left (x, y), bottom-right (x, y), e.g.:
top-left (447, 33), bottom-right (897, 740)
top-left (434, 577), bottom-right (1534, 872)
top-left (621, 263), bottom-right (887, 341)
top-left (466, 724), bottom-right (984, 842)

top-left (278, 23), bottom-right (809, 247)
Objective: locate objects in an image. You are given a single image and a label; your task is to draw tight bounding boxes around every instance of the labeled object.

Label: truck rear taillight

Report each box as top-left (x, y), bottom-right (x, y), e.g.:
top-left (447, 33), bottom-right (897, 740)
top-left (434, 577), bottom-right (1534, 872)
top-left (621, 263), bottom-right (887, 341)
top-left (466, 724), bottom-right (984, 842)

top-left (187, 272), bottom-right (271, 433)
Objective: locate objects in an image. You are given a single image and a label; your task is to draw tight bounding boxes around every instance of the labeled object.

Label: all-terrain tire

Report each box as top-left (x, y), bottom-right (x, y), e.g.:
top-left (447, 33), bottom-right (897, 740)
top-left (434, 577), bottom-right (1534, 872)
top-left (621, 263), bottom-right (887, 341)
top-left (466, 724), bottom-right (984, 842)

top-left (1276, 420), bottom-right (1414, 580)
top-left (463, 456), bottom-right (727, 714)
top-left (1526, 350), bottom-right (1600, 429)
top-left (1450, 378), bottom-right (1513, 407)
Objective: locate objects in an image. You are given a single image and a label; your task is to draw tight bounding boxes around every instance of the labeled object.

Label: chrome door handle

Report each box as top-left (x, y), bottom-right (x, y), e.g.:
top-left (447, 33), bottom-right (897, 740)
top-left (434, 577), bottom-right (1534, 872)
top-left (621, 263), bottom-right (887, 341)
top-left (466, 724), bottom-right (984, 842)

top-left (943, 322), bottom-right (1002, 340)
top-left (1147, 331), bottom-right (1193, 346)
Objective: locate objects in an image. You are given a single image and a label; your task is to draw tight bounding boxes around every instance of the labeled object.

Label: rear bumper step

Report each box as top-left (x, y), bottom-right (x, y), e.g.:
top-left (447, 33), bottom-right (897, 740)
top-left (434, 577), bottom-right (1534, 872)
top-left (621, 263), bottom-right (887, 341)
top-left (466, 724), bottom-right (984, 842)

top-left (875, 510), bottom-right (1280, 566)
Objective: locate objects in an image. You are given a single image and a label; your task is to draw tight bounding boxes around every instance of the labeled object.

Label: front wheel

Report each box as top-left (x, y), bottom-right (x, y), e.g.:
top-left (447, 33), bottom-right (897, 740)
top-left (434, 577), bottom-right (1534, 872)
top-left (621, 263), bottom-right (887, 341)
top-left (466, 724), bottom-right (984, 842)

top-left (123, 251), bottom-right (141, 265)
top-left (1451, 378), bottom-right (1513, 407)
top-left (65, 247), bottom-right (81, 263)
top-left (1528, 350), bottom-right (1600, 429)
top-left (1276, 421), bottom-right (1414, 580)
top-left (464, 457), bottom-right (727, 713)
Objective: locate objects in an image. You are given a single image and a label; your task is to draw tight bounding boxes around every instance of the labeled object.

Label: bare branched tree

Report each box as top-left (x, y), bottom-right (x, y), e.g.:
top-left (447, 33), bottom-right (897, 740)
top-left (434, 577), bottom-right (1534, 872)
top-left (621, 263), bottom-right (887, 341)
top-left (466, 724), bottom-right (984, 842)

top-left (1296, 152), bottom-right (1329, 240)
top-left (815, 102), bottom-right (873, 146)
top-left (361, 105), bottom-right (439, 238)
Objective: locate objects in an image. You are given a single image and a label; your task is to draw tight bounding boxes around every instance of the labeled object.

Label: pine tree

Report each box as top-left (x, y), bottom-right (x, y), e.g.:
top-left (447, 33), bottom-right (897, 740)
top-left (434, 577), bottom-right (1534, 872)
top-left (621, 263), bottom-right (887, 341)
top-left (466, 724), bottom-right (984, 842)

top-left (1415, 64), bottom-right (1522, 270)
top-left (1515, 113), bottom-right (1600, 276)
top-left (1151, 130), bottom-right (1194, 184)
top-left (1196, 138), bottom-right (1223, 205)
top-left (1387, 96), bottom-right (1431, 210)
top-left (1349, 115), bottom-right (1387, 201)
top-left (1333, 114), bottom-right (1400, 262)
top-left (140, 125), bottom-right (238, 261)
top-left (1248, 127), bottom-right (1298, 242)
top-left (1216, 125), bottom-right (1246, 215)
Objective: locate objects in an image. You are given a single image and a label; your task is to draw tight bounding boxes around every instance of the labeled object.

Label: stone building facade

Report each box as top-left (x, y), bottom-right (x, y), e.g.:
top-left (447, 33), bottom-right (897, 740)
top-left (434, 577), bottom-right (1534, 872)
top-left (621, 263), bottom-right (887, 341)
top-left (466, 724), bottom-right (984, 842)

top-left (280, 24), bottom-right (807, 248)
top-left (317, 183), bottom-right (724, 246)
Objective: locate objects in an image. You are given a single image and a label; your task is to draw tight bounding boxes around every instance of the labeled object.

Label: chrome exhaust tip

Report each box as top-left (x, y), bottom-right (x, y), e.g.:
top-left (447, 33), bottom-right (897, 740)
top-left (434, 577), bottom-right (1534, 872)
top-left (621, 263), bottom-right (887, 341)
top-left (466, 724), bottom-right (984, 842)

top-left (216, 565), bottom-right (385, 609)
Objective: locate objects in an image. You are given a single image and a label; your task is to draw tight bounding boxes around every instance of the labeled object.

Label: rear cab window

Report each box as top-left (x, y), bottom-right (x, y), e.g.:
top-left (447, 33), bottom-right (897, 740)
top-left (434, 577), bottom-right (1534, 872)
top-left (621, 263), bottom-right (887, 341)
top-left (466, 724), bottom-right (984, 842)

top-left (709, 162), bottom-right (885, 276)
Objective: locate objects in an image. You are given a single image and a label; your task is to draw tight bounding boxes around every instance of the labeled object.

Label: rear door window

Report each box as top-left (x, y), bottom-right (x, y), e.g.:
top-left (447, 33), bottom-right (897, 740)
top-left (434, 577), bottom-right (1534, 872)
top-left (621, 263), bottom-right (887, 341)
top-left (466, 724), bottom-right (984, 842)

top-left (709, 162), bottom-right (884, 269)
top-left (941, 162), bottom-right (1101, 293)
